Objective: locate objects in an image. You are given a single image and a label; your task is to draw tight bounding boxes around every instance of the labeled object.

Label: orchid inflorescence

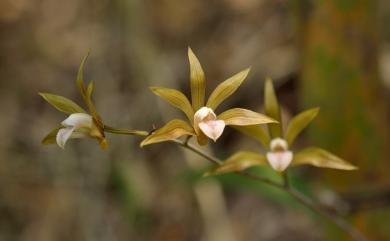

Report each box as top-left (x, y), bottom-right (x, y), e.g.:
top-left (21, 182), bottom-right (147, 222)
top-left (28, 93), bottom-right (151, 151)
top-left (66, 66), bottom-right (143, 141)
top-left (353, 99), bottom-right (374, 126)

top-left (39, 48), bottom-right (366, 241)
top-left (40, 48), bottom-right (357, 174)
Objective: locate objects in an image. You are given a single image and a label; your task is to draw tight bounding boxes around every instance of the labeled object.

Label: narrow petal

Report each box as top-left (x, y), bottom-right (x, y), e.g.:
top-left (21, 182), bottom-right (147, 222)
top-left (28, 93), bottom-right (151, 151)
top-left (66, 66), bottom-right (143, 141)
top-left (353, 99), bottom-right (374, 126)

top-left (150, 86), bottom-right (194, 122)
top-left (264, 78), bottom-right (282, 138)
top-left (75, 54), bottom-right (104, 128)
top-left (218, 108), bottom-right (277, 126)
top-left (285, 107), bottom-right (320, 146)
top-left (61, 113), bottom-right (93, 128)
top-left (292, 147), bottom-right (358, 170)
top-left (205, 151), bottom-right (267, 176)
top-left (232, 125), bottom-right (270, 147)
top-left (39, 93), bottom-right (86, 114)
top-left (140, 119), bottom-right (195, 147)
top-left (206, 68), bottom-right (250, 110)
top-left (56, 127), bottom-right (76, 149)
top-left (266, 151), bottom-right (293, 172)
top-left (188, 47), bottom-right (206, 110)
top-left (198, 120), bottom-right (225, 141)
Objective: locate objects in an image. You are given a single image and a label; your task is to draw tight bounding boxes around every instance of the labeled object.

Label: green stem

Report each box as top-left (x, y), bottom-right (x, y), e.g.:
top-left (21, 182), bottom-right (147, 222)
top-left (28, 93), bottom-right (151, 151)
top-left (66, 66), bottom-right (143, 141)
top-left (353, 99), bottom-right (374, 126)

top-left (172, 138), bottom-right (369, 241)
top-left (104, 125), bottom-right (149, 136)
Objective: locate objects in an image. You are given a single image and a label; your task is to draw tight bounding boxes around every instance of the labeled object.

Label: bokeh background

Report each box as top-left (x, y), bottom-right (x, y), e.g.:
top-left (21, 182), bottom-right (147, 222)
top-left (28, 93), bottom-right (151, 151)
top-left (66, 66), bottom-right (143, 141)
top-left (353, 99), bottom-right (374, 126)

top-left (1, 0), bottom-right (390, 240)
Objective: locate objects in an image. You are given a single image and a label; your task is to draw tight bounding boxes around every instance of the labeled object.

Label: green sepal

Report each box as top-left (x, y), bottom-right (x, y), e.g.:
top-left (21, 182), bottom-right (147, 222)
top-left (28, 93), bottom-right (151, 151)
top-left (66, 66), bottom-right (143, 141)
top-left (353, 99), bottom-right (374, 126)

top-left (232, 125), bottom-right (270, 147)
top-left (285, 107), bottom-right (319, 146)
top-left (39, 93), bottom-right (86, 114)
top-left (140, 119), bottom-right (195, 147)
top-left (292, 147), bottom-right (358, 170)
top-left (205, 151), bottom-right (267, 176)
top-left (188, 47), bottom-right (206, 111)
top-left (41, 127), bottom-right (61, 145)
top-left (264, 78), bottom-right (282, 138)
top-left (206, 68), bottom-right (250, 110)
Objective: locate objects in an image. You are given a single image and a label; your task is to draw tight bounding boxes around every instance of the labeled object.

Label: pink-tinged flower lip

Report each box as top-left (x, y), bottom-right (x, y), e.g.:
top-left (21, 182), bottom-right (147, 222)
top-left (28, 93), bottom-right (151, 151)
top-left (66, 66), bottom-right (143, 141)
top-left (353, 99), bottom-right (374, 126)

top-left (266, 138), bottom-right (293, 172)
top-left (194, 107), bottom-right (226, 142)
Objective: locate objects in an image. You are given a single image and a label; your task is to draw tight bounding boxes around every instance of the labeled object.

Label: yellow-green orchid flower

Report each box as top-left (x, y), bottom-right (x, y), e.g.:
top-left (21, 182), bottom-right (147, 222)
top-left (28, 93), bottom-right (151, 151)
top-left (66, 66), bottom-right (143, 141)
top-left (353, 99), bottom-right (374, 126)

top-left (40, 54), bottom-right (107, 149)
top-left (141, 48), bottom-right (277, 147)
top-left (206, 78), bottom-right (357, 176)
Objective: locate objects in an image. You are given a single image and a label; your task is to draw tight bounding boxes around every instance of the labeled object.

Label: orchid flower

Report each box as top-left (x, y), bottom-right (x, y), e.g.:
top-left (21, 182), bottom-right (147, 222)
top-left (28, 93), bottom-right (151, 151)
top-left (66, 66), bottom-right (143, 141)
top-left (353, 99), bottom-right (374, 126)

top-left (141, 48), bottom-right (276, 147)
top-left (266, 138), bottom-right (293, 172)
top-left (206, 78), bottom-right (357, 176)
top-left (39, 55), bottom-right (108, 149)
top-left (55, 113), bottom-right (107, 149)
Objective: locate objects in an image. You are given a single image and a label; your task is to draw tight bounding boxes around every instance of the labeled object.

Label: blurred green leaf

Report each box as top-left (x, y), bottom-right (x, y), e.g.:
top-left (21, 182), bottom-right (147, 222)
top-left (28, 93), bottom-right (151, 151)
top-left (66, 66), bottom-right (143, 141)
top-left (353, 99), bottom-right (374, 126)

top-left (233, 125), bottom-right (270, 147)
top-left (150, 87), bottom-right (194, 122)
top-left (206, 68), bottom-right (250, 110)
top-left (205, 151), bottom-right (267, 176)
top-left (188, 47), bottom-right (205, 111)
top-left (285, 107), bottom-right (319, 146)
top-left (41, 127), bottom-right (61, 145)
top-left (218, 108), bottom-right (276, 126)
top-left (39, 93), bottom-right (86, 114)
top-left (140, 119), bottom-right (195, 147)
top-left (292, 147), bottom-right (358, 170)
top-left (264, 78), bottom-right (282, 138)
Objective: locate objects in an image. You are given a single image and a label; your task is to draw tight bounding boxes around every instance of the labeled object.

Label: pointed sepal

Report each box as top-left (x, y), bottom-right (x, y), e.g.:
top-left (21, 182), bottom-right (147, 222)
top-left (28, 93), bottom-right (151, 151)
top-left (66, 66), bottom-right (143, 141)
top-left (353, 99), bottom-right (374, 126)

top-left (218, 108), bottom-right (276, 126)
top-left (232, 125), bottom-right (270, 147)
top-left (292, 147), bottom-right (358, 170)
top-left (188, 47), bottom-right (206, 111)
top-left (285, 107), bottom-right (319, 146)
top-left (206, 68), bottom-right (250, 110)
top-left (264, 78), bottom-right (282, 138)
top-left (41, 127), bottom-right (62, 145)
top-left (150, 86), bottom-right (194, 122)
top-left (205, 151), bottom-right (267, 176)
top-left (140, 119), bottom-right (195, 147)
top-left (39, 93), bottom-right (86, 114)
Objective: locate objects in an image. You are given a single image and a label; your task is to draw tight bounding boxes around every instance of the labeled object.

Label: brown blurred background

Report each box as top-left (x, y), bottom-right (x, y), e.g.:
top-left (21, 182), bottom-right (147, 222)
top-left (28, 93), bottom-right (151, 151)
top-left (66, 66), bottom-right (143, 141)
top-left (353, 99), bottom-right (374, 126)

top-left (1, 0), bottom-right (390, 240)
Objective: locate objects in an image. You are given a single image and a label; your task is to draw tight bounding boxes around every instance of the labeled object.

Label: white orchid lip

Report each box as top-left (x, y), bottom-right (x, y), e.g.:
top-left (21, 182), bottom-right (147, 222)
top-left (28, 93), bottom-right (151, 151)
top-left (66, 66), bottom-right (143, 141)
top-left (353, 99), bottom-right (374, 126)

top-left (266, 138), bottom-right (293, 172)
top-left (194, 107), bottom-right (225, 142)
top-left (61, 113), bottom-right (93, 128)
top-left (56, 113), bottom-right (96, 149)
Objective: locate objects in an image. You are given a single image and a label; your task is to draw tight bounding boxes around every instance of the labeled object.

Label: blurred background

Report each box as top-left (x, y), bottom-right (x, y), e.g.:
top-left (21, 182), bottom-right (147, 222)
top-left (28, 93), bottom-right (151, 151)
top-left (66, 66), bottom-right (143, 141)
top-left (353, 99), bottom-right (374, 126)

top-left (1, 0), bottom-right (390, 240)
